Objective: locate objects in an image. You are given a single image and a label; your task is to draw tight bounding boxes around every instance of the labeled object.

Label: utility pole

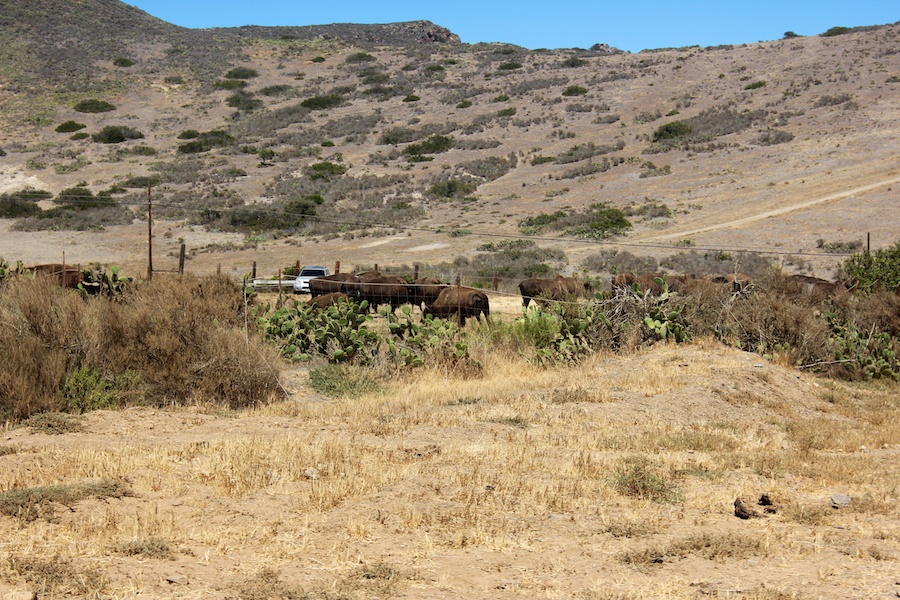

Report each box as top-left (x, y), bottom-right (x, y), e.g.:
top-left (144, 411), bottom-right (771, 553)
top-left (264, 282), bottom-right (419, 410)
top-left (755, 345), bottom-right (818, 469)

top-left (146, 181), bottom-right (153, 280)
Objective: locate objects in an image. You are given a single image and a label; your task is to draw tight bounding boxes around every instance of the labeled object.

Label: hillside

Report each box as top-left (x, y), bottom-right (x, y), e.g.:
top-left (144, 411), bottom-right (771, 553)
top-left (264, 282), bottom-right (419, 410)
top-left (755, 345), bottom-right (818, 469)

top-left (0, 2), bottom-right (898, 284)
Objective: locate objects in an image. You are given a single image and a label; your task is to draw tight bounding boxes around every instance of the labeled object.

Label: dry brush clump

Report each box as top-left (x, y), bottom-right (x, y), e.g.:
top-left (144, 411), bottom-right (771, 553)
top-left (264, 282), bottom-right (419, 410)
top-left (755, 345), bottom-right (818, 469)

top-left (0, 273), bottom-right (282, 420)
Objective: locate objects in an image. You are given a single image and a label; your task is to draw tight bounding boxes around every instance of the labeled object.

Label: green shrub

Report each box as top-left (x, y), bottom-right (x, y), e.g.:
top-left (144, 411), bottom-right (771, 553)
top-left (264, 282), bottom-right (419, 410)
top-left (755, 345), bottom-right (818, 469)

top-left (225, 67), bottom-right (258, 79)
top-left (113, 57), bottom-right (134, 67)
top-left (402, 95), bottom-right (420, 102)
top-left (61, 367), bottom-right (140, 413)
top-left (561, 56), bottom-right (586, 68)
top-left (404, 135), bottom-right (453, 156)
top-left (562, 85), bottom-right (588, 96)
top-left (70, 132), bottom-right (89, 141)
top-left (309, 364), bottom-right (382, 397)
top-left (164, 75), bottom-right (184, 85)
top-left (841, 243), bottom-right (900, 293)
top-left (121, 176), bottom-right (161, 189)
top-left (456, 99), bottom-right (473, 109)
top-left (178, 129), bottom-right (200, 139)
top-left (176, 129), bottom-right (234, 154)
top-left (55, 121), bottom-right (86, 133)
top-left (429, 179), bottom-right (475, 199)
top-left (743, 80), bottom-right (766, 90)
top-left (652, 120), bottom-right (692, 141)
top-left (305, 161), bottom-right (346, 181)
top-left (312, 56), bottom-right (325, 63)
top-left (346, 52), bottom-right (376, 63)
top-left (74, 99), bottom-right (115, 113)
top-left (821, 26), bottom-right (852, 37)
top-left (497, 107), bottom-right (517, 117)
top-left (55, 186), bottom-right (115, 209)
top-left (0, 194), bottom-right (42, 218)
top-left (260, 84), bottom-right (291, 96)
top-left (498, 61), bottom-right (523, 71)
top-left (92, 125), bottom-right (144, 144)
top-left (214, 79), bottom-right (247, 90)
top-left (226, 91), bottom-right (263, 111)
top-left (300, 94), bottom-right (344, 110)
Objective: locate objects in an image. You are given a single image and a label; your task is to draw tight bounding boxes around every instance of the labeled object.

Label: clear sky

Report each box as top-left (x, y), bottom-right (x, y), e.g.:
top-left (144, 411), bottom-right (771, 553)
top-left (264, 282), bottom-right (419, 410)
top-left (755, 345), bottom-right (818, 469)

top-left (127, 1), bottom-right (897, 52)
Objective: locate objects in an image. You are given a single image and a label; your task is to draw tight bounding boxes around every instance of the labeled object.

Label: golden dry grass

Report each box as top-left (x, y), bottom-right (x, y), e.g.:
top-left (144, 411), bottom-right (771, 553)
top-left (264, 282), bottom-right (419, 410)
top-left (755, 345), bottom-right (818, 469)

top-left (0, 344), bottom-right (898, 598)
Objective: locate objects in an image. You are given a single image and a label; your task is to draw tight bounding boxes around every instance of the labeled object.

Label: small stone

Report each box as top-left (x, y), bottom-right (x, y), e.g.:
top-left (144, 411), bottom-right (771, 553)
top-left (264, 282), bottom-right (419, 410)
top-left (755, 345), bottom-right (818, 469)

top-left (165, 574), bottom-right (188, 585)
top-left (6, 591), bottom-right (37, 600)
top-left (304, 468), bottom-right (319, 480)
top-left (830, 493), bottom-right (851, 508)
top-left (859, 445), bottom-right (869, 453)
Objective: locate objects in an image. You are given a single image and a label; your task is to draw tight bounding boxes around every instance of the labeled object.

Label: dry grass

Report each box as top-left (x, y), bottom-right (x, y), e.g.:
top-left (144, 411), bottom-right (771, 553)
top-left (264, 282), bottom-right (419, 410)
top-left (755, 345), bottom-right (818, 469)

top-left (0, 344), bottom-right (897, 598)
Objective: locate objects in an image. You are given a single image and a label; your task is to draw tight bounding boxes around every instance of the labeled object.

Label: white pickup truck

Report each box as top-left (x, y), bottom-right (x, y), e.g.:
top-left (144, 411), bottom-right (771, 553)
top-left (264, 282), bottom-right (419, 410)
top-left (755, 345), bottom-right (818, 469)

top-left (292, 265), bottom-right (331, 294)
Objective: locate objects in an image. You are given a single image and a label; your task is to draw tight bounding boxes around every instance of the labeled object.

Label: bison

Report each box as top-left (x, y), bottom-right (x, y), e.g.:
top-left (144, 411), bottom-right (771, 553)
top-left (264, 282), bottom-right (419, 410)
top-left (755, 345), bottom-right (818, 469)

top-left (784, 274), bottom-right (849, 297)
top-left (518, 275), bottom-right (590, 307)
top-left (358, 275), bottom-right (410, 313)
top-left (425, 286), bottom-right (490, 326)
top-left (305, 292), bottom-right (352, 310)
top-left (410, 277), bottom-right (447, 310)
top-left (309, 273), bottom-right (359, 298)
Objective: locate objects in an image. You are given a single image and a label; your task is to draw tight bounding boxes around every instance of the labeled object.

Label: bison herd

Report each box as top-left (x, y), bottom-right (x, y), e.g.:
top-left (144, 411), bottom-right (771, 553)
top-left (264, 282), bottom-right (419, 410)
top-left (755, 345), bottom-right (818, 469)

top-left (303, 271), bottom-right (490, 325)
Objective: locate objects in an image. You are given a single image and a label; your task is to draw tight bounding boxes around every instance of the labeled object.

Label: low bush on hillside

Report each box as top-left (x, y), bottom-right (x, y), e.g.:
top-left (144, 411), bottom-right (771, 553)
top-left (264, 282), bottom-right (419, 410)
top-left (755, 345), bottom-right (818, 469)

top-left (112, 57), bottom-right (134, 67)
top-left (55, 121), bottom-right (86, 133)
top-left (92, 125), bottom-right (144, 144)
top-left (0, 274), bottom-right (281, 420)
top-left (225, 67), bottom-right (258, 79)
top-left (520, 204), bottom-right (631, 239)
top-left (0, 195), bottom-right (42, 218)
top-left (647, 105), bottom-right (767, 153)
top-left (73, 99), bottom-right (115, 113)
top-left (300, 94), bottom-right (345, 110)
top-left (177, 129), bottom-right (235, 154)
top-left (214, 79), bottom-right (247, 90)
top-left (226, 91), bottom-right (263, 112)
top-left (346, 52), bottom-right (376, 63)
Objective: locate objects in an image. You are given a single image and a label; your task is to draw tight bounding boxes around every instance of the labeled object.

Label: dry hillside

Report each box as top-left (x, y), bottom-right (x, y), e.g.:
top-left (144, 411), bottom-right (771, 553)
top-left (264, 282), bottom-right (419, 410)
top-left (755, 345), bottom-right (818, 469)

top-left (0, 4), bottom-right (897, 282)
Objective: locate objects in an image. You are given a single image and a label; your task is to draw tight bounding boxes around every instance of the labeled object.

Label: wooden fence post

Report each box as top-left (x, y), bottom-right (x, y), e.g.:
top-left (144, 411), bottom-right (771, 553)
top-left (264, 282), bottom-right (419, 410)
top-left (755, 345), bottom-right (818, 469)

top-left (455, 274), bottom-right (462, 328)
top-left (178, 243), bottom-right (186, 275)
top-left (335, 261), bottom-right (341, 274)
top-left (251, 261), bottom-right (257, 280)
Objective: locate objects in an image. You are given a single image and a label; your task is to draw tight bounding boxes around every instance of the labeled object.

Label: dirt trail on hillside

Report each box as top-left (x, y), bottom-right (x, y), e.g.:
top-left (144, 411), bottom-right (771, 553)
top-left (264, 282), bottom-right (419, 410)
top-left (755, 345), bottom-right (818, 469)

top-left (645, 172), bottom-right (900, 242)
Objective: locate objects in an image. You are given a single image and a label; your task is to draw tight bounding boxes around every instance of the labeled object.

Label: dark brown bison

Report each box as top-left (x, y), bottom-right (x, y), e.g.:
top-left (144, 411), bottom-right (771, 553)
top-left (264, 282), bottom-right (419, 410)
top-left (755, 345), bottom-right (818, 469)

top-left (359, 275), bottom-right (410, 313)
top-left (425, 286), bottom-right (490, 326)
top-left (306, 292), bottom-right (352, 310)
top-left (784, 274), bottom-right (849, 297)
top-left (611, 273), bottom-right (636, 290)
top-left (410, 277), bottom-right (447, 310)
top-left (27, 264), bottom-right (83, 289)
top-left (309, 273), bottom-right (359, 298)
top-left (518, 275), bottom-right (590, 307)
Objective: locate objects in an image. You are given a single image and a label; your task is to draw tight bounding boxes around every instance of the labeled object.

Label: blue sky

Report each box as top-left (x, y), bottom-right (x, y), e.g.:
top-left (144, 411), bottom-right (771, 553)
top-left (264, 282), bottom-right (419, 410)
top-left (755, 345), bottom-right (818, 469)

top-left (128, 1), bottom-right (897, 52)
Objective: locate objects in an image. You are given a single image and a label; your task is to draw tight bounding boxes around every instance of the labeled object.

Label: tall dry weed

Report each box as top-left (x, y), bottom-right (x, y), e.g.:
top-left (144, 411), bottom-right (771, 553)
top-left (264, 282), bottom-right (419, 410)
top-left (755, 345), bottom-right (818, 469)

top-left (0, 274), bottom-right (282, 419)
